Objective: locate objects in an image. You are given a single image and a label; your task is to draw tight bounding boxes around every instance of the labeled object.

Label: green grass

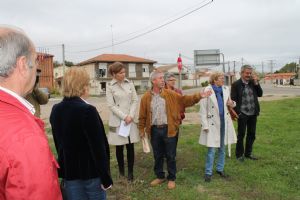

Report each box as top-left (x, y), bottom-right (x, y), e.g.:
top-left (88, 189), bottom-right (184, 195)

top-left (185, 104), bottom-right (200, 113)
top-left (48, 98), bottom-right (300, 200)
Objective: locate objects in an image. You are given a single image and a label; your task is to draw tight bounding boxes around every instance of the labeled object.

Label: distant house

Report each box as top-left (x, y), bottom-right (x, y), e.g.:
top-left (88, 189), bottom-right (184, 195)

top-left (155, 64), bottom-right (189, 87)
top-left (77, 54), bottom-right (156, 95)
top-left (53, 65), bottom-right (69, 90)
top-left (224, 71), bottom-right (237, 85)
top-left (37, 52), bottom-right (54, 90)
top-left (264, 73), bottom-right (296, 85)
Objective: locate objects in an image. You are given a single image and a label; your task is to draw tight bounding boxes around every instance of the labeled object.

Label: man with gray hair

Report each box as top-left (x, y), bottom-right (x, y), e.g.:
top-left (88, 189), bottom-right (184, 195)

top-left (139, 70), bottom-right (211, 189)
top-left (231, 65), bottom-right (263, 161)
top-left (0, 26), bottom-right (62, 199)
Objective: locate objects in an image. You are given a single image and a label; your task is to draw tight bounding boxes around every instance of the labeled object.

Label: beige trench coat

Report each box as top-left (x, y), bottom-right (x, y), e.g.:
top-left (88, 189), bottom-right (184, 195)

top-left (199, 85), bottom-right (237, 147)
top-left (106, 78), bottom-right (140, 145)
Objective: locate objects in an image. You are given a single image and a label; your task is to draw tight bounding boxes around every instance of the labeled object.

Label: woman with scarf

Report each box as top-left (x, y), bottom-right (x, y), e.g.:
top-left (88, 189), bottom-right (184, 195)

top-left (199, 72), bottom-right (237, 182)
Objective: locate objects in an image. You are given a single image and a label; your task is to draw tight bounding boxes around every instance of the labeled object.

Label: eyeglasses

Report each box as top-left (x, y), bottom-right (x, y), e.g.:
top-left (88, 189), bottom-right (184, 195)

top-left (167, 79), bottom-right (176, 82)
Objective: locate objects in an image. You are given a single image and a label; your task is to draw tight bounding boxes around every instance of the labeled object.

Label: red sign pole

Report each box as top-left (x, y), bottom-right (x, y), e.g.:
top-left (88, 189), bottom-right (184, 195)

top-left (177, 54), bottom-right (182, 89)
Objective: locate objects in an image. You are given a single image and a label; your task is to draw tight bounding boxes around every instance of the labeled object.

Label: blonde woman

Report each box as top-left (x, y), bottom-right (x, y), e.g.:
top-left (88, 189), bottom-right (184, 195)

top-left (106, 62), bottom-right (140, 182)
top-left (50, 67), bottom-right (112, 200)
top-left (199, 72), bottom-right (237, 182)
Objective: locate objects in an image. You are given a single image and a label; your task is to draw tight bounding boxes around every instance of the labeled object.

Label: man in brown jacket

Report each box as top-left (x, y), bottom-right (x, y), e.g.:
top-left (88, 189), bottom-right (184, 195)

top-left (139, 70), bottom-right (211, 189)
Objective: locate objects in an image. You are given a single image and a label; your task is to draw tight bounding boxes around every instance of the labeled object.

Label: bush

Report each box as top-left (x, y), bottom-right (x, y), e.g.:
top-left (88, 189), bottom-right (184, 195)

top-left (201, 81), bottom-right (209, 87)
top-left (50, 87), bottom-right (61, 96)
top-left (182, 85), bottom-right (194, 90)
top-left (134, 85), bottom-right (141, 92)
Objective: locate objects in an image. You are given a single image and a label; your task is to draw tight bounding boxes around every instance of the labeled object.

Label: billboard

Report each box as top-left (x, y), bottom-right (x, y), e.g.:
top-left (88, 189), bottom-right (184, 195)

top-left (194, 49), bottom-right (220, 66)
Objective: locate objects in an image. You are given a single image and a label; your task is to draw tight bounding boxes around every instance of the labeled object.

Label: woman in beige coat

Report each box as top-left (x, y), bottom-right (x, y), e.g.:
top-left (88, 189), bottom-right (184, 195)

top-left (106, 62), bottom-right (140, 182)
top-left (199, 72), bottom-right (237, 182)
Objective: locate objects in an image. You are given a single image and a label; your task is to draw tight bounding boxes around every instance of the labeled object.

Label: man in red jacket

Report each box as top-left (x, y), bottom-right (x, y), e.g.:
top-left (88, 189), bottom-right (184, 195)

top-left (0, 25), bottom-right (62, 199)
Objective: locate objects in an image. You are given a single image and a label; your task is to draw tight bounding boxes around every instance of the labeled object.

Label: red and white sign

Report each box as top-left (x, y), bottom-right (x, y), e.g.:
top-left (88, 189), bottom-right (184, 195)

top-left (177, 56), bottom-right (182, 72)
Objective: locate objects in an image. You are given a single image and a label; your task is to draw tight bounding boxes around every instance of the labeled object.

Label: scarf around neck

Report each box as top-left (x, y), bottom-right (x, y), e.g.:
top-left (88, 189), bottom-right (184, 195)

top-left (212, 85), bottom-right (224, 118)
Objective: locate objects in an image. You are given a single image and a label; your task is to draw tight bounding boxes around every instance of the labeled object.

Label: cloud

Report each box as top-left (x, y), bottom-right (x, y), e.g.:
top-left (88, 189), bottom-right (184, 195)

top-left (0, 0), bottom-right (299, 71)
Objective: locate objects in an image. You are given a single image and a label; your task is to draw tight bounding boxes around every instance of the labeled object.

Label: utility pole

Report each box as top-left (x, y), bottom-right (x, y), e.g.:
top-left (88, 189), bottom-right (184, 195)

top-left (233, 61), bottom-right (236, 74)
top-left (241, 57), bottom-right (244, 66)
top-left (110, 25), bottom-right (114, 53)
top-left (227, 61), bottom-right (230, 72)
top-left (262, 61), bottom-right (264, 75)
top-left (269, 60), bottom-right (275, 73)
top-left (220, 53), bottom-right (225, 73)
top-left (62, 44), bottom-right (65, 74)
top-left (269, 60), bottom-right (275, 84)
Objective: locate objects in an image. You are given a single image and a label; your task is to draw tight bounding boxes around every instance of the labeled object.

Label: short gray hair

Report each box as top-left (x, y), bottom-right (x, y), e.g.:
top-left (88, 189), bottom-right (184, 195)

top-left (240, 65), bottom-right (253, 73)
top-left (149, 70), bottom-right (163, 84)
top-left (0, 25), bottom-right (34, 78)
top-left (163, 72), bottom-right (175, 82)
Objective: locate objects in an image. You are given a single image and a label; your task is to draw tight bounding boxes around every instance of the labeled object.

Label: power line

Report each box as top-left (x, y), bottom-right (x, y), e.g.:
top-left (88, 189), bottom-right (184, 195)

top-left (181, 54), bottom-right (194, 61)
top-left (67, 0), bottom-right (214, 53)
top-left (64, 0), bottom-right (211, 49)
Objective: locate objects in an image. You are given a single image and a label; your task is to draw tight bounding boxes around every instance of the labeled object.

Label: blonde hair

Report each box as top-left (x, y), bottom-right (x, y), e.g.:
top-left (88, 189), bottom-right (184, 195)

top-left (209, 71), bottom-right (224, 84)
top-left (63, 67), bottom-right (90, 97)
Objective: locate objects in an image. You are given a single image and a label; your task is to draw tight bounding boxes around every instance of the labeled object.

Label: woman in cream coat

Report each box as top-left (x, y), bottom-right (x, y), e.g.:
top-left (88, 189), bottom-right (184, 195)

top-left (106, 62), bottom-right (140, 182)
top-left (199, 72), bottom-right (237, 182)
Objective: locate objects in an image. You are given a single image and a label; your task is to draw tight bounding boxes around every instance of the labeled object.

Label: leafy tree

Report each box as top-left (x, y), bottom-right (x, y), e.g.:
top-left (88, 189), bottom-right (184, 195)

top-left (65, 60), bottom-right (74, 67)
top-left (278, 62), bottom-right (298, 73)
top-left (53, 60), bottom-right (61, 68)
top-left (53, 60), bottom-right (75, 67)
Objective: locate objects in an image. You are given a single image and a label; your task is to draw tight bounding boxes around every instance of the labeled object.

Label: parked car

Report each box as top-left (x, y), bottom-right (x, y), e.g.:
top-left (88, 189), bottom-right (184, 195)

top-left (39, 87), bottom-right (51, 99)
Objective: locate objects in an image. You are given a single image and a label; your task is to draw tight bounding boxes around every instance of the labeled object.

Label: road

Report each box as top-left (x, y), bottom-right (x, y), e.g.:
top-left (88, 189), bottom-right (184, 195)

top-left (41, 84), bottom-right (300, 125)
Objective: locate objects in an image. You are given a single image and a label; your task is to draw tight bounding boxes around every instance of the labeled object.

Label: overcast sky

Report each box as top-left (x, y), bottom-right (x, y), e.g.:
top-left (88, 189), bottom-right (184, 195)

top-left (1, 0), bottom-right (299, 72)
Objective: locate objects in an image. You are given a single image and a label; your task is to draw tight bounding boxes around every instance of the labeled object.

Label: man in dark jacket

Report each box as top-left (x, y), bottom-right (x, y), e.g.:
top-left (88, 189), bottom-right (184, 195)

top-left (231, 65), bottom-right (263, 161)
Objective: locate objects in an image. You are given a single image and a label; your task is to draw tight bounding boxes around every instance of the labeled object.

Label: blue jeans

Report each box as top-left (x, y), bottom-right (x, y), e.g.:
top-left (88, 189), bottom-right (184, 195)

top-left (64, 178), bottom-right (106, 200)
top-left (205, 118), bottom-right (225, 175)
top-left (150, 126), bottom-right (177, 181)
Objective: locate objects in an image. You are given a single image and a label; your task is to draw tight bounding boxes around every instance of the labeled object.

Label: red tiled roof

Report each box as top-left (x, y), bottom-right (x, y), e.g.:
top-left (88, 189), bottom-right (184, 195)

top-left (264, 72), bottom-right (296, 80)
top-left (78, 54), bottom-right (156, 66)
top-left (37, 52), bottom-right (54, 58)
top-left (265, 72), bottom-right (296, 77)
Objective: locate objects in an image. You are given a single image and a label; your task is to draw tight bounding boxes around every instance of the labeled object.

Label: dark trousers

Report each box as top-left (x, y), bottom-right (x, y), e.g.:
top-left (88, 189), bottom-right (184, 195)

top-left (116, 143), bottom-right (134, 176)
top-left (236, 114), bottom-right (257, 158)
top-left (150, 126), bottom-right (177, 181)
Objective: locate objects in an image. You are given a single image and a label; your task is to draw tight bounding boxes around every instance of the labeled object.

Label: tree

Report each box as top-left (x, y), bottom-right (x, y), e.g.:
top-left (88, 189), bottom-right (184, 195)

top-left (65, 60), bottom-right (74, 67)
top-left (53, 60), bottom-right (75, 68)
top-left (53, 61), bottom-right (61, 68)
top-left (278, 62), bottom-right (298, 73)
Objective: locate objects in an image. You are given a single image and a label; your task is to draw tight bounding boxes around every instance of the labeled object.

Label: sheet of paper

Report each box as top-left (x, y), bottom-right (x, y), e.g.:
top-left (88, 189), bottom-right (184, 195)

top-left (118, 121), bottom-right (131, 137)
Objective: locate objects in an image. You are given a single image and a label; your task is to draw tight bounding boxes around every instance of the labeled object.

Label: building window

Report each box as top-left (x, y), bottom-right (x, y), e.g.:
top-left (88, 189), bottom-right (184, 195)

top-left (98, 63), bottom-right (107, 78)
top-left (129, 63), bottom-right (136, 77)
top-left (142, 64), bottom-right (149, 77)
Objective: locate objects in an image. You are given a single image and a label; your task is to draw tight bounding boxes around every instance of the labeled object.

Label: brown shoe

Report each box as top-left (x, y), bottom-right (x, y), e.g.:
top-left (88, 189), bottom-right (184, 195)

top-left (167, 181), bottom-right (176, 189)
top-left (150, 178), bottom-right (165, 186)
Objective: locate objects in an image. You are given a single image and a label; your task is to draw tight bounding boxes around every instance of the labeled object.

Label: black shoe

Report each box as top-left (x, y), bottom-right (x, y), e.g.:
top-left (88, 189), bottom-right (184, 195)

top-left (216, 171), bottom-right (229, 178)
top-left (237, 156), bottom-right (244, 162)
top-left (127, 173), bottom-right (134, 182)
top-left (204, 174), bottom-right (212, 182)
top-left (245, 155), bottom-right (258, 160)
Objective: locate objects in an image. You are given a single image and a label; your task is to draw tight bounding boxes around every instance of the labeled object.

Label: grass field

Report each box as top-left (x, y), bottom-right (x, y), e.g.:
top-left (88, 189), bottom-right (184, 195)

top-left (48, 97), bottom-right (300, 200)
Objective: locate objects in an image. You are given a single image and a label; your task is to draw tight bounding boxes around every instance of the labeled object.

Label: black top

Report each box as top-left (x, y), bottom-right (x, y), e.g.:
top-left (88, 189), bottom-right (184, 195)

top-left (230, 79), bottom-right (263, 116)
top-left (50, 97), bottom-right (113, 188)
